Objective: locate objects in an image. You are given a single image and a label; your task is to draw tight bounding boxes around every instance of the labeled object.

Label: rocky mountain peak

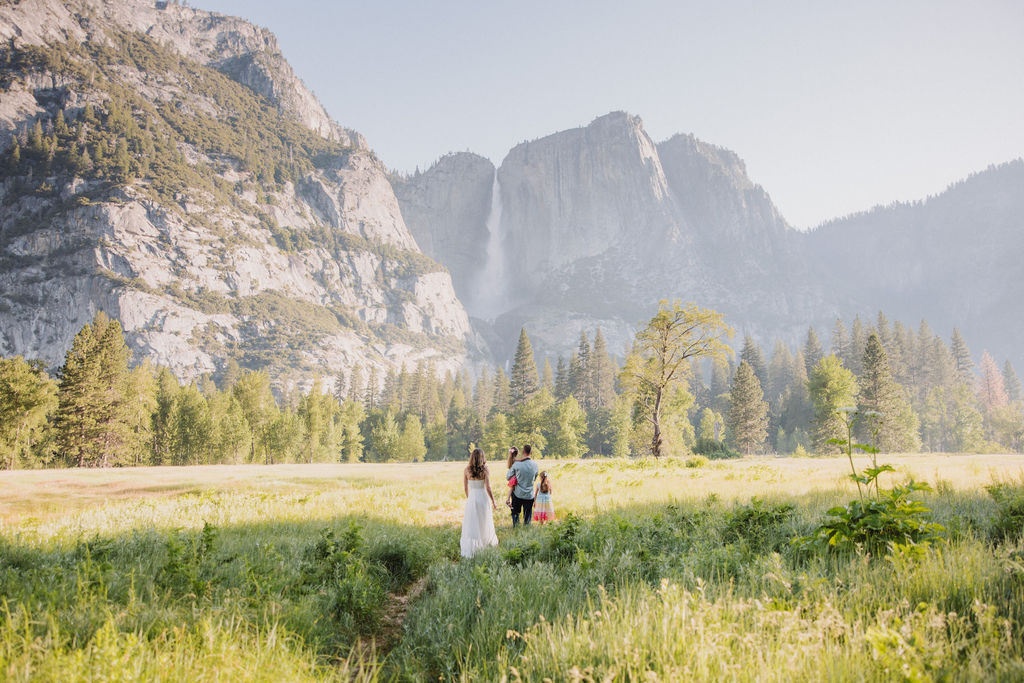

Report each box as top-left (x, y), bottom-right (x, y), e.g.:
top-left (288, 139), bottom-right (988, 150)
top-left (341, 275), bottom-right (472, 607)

top-left (0, 0), bottom-right (364, 146)
top-left (0, 0), bottom-right (479, 390)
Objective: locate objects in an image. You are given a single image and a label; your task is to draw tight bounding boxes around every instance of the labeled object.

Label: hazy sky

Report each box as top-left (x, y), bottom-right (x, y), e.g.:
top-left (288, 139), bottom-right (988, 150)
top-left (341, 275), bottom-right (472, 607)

top-left (200, 0), bottom-right (1024, 228)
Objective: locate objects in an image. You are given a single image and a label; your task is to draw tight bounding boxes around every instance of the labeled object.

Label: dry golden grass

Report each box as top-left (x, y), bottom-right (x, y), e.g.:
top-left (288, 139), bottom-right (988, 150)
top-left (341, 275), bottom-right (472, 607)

top-left (3, 453), bottom-right (1022, 528)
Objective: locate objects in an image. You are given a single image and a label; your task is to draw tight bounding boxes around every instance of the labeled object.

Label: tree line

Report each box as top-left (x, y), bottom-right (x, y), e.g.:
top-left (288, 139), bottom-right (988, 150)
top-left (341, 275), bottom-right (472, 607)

top-left (1, 303), bottom-right (1022, 469)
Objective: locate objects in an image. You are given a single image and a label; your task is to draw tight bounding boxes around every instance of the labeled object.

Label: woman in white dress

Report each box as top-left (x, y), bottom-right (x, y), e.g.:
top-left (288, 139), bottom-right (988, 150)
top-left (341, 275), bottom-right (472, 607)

top-left (460, 448), bottom-right (499, 558)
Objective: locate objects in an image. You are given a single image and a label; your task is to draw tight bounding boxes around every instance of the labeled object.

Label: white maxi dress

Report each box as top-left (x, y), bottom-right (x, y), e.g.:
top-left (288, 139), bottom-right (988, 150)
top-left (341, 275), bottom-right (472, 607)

top-left (460, 479), bottom-right (498, 558)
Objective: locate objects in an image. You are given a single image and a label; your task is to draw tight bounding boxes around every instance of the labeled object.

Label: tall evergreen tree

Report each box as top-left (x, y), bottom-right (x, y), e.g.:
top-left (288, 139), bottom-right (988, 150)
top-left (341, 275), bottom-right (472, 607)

top-left (570, 331), bottom-right (592, 407)
top-left (554, 357), bottom-right (570, 401)
top-left (709, 356), bottom-right (732, 415)
top-left (395, 414), bottom-right (427, 462)
top-left (332, 368), bottom-right (348, 405)
top-left (950, 328), bottom-right (973, 386)
top-left (1004, 360), bottom-right (1023, 404)
top-left (473, 368), bottom-right (493, 422)
top-left (977, 351), bottom-right (1008, 412)
top-left (0, 356), bottom-right (57, 469)
top-left (548, 395), bottom-right (588, 459)
top-left (491, 366), bottom-right (511, 416)
top-left (767, 341), bottom-right (795, 403)
top-left (232, 370), bottom-right (277, 464)
top-left (509, 328), bottom-right (540, 408)
top-left (739, 335), bottom-right (768, 389)
top-left (590, 329), bottom-right (617, 411)
top-left (338, 399), bottom-right (365, 463)
top-left (347, 364), bottom-right (364, 403)
top-left (726, 361), bottom-right (768, 454)
top-left (807, 355), bottom-right (858, 453)
top-left (831, 318), bottom-right (850, 361)
top-left (848, 316), bottom-right (867, 376)
top-left (803, 327), bottom-right (824, 377)
top-left (857, 333), bottom-right (920, 452)
top-left (55, 312), bottom-right (132, 467)
top-left (541, 357), bottom-right (555, 393)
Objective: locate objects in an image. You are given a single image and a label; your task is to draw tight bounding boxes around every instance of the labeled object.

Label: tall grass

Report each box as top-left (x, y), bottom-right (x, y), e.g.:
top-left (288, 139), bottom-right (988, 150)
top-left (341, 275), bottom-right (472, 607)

top-left (1, 456), bottom-right (1023, 680)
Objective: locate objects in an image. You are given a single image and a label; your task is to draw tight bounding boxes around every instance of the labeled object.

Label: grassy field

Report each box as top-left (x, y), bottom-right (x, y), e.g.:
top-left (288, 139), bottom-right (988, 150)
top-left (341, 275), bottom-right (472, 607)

top-left (2, 454), bottom-right (1024, 681)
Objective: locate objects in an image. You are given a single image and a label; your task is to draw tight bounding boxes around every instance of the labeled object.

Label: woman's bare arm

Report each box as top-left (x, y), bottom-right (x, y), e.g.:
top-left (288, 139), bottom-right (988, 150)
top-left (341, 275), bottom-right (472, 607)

top-left (484, 471), bottom-right (496, 508)
top-left (463, 467), bottom-right (469, 497)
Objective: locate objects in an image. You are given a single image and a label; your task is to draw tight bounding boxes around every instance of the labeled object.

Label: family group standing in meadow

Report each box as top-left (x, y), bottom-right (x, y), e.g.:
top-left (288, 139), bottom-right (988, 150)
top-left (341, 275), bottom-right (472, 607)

top-left (460, 445), bottom-right (554, 558)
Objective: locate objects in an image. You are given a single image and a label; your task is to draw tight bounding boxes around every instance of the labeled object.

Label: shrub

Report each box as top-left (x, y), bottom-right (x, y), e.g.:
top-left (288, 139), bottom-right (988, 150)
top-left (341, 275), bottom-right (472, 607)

top-left (987, 482), bottom-right (1024, 542)
top-left (692, 438), bottom-right (740, 460)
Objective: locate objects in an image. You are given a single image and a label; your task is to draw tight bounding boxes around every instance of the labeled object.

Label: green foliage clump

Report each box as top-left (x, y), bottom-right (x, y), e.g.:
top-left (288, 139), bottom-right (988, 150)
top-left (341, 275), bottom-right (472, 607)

top-left (986, 482), bottom-right (1024, 542)
top-left (297, 524), bottom-right (386, 638)
top-left (796, 409), bottom-right (945, 559)
top-left (692, 437), bottom-right (740, 460)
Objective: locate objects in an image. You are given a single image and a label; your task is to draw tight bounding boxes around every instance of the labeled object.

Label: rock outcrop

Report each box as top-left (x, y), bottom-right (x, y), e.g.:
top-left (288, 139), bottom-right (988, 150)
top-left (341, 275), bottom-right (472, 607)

top-left (0, 0), bottom-right (478, 390)
top-left (391, 153), bottom-right (494, 306)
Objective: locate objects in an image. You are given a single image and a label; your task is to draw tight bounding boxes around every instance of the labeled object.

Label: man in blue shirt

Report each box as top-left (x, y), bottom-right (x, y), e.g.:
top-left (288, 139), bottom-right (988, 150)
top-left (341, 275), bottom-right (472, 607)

top-left (507, 444), bottom-right (539, 526)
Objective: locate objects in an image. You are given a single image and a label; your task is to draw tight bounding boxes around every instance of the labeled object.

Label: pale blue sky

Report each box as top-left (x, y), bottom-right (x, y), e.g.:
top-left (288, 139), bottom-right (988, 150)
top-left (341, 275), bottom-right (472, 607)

top-left (200, 0), bottom-right (1024, 228)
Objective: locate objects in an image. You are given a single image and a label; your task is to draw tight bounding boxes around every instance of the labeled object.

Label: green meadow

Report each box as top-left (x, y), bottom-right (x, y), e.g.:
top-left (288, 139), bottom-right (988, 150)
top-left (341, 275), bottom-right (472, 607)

top-left (2, 454), bottom-right (1024, 681)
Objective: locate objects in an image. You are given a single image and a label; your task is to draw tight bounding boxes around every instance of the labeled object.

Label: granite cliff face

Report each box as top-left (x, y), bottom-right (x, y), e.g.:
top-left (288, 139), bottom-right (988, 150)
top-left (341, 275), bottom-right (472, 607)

top-left (0, 0), bottom-right (476, 388)
top-left (397, 112), bottom-right (823, 362)
top-left (390, 153), bottom-right (494, 310)
top-left (395, 110), bottom-right (1022, 369)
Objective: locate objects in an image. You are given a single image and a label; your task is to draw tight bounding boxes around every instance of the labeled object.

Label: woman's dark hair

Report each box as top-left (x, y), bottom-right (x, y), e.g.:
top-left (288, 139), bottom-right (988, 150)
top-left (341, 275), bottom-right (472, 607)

top-left (468, 448), bottom-right (486, 478)
top-left (539, 471), bottom-right (551, 493)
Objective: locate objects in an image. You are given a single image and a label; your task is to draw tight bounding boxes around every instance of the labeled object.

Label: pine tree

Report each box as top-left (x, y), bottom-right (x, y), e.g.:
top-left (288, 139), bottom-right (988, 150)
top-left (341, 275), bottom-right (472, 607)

top-left (803, 327), bottom-right (824, 377)
top-left (554, 357), bottom-right (570, 401)
top-left (1004, 361), bottom-right (1023, 404)
top-left (210, 392), bottom-right (251, 464)
top-left (950, 328), bottom-right (973, 386)
top-left (365, 366), bottom-right (380, 410)
top-left (338, 399), bottom-right (365, 463)
top-left (740, 335), bottom-right (768, 389)
top-left (509, 328), bottom-right (539, 408)
top-left (709, 356), bottom-right (732, 415)
top-left (124, 362), bottom-right (157, 466)
top-left (369, 409), bottom-right (401, 461)
top-left (170, 383), bottom-right (213, 466)
top-left (977, 352), bottom-right (1008, 412)
top-left (807, 355), bottom-right (858, 453)
top-left (767, 341), bottom-right (795, 403)
top-left (491, 366), bottom-right (511, 416)
top-left (848, 316), bottom-right (867, 376)
top-left (0, 356), bottom-right (58, 469)
top-left (481, 413), bottom-right (512, 462)
top-left (590, 329), bottom-right (617, 411)
top-left (347, 364), bottom-right (364, 403)
top-left (570, 331), bottom-right (591, 407)
top-left (548, 395), bottom-right (588, 459)
top-left (726, 361), bottom-right (768, 454)
top-left (395, 414), bottom-right (427, 462)
top-left (472, 368), bottom-right (493, 422)
top-left (857, 333), bottom-right (920, 452)
top-left (332, 368), bottom-right (348, 405)
top-left (232, 370), bottom-right (277, 464)
top-left (831, 318), bottom-right (850, 360)
top-left (541, 357), bottom-right (555, 393)
top-left (55, 312), bottom-right (132, 467)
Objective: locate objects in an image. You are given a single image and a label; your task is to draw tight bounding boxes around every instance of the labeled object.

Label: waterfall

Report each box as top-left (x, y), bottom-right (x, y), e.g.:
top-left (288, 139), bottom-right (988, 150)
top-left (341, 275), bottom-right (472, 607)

top-left (470, 170), bottom-right (507, 319)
